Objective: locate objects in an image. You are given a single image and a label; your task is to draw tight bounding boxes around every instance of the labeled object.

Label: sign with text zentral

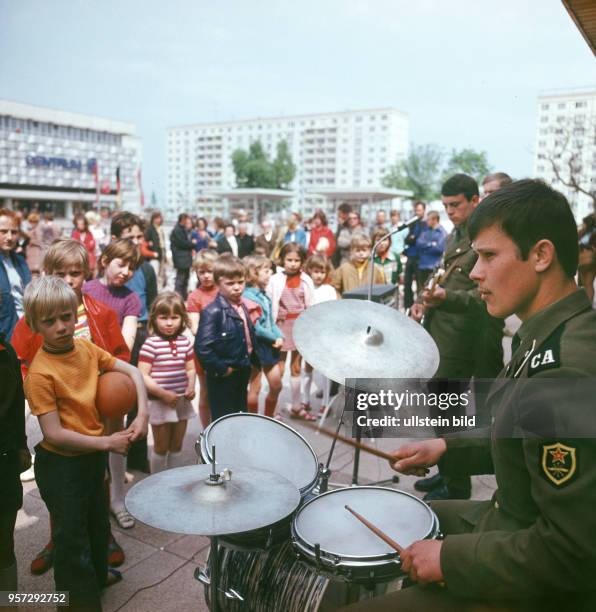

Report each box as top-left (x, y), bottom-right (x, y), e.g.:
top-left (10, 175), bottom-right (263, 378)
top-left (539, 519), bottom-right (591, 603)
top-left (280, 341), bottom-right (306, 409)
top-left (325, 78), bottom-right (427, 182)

top-left (26, 155), bottom-right (97, 173)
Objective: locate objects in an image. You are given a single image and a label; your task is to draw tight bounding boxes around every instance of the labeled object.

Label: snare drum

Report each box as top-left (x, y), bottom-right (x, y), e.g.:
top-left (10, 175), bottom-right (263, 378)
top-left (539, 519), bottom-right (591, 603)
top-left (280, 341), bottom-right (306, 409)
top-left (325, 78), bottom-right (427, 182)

top-left (198, 413), bottom-right (320, 549)
top-left (292, 487), bottom-right (439, 584)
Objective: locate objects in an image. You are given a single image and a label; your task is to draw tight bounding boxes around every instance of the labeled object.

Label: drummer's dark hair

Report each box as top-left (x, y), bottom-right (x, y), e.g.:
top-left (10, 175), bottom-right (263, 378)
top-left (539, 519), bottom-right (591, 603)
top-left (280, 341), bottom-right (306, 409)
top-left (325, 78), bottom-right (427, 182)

top-left (468, 179), bottom-right (579, 278)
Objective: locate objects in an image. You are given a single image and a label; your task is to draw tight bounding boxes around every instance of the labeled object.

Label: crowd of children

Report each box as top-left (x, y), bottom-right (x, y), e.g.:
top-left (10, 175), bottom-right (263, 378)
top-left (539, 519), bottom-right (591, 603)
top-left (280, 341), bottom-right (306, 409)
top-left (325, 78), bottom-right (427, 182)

top-left (2, 214), bottom-right (387, 608)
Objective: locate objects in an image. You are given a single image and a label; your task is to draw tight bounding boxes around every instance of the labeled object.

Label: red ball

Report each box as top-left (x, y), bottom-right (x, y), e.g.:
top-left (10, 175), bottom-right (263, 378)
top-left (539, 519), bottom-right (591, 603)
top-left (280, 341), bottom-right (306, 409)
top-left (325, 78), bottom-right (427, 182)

top-left (96, 371), bottom-right (136, 420)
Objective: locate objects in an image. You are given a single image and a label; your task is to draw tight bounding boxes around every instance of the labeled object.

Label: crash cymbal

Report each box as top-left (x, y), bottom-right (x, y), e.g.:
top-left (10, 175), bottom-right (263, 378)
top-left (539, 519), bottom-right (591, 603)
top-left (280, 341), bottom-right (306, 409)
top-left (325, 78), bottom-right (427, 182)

top-left (126, 464), bottom-right (300, 536)
top-left (294, 300), bottom-right (439, 386)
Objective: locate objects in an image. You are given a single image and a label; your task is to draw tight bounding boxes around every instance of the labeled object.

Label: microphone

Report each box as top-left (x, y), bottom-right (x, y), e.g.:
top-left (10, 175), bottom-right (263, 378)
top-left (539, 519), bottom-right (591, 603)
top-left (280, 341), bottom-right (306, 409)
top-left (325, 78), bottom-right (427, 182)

top-left (396, 216), bottom-right (419, 232)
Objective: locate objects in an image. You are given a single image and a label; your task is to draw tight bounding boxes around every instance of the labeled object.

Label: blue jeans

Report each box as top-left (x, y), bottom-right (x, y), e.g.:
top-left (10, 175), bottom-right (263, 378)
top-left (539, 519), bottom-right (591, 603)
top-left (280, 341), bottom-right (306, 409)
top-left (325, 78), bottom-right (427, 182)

top-left (206, 366), bottom-right (251, 421)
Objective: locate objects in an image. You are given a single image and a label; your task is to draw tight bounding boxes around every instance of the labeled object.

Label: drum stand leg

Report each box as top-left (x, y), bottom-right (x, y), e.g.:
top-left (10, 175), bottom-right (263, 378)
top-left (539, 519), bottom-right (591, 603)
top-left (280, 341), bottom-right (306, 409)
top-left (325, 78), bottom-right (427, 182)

top-left (209, 536), bottom-right (220, 612)
top-left (320, 385), bottom-right (399, 488)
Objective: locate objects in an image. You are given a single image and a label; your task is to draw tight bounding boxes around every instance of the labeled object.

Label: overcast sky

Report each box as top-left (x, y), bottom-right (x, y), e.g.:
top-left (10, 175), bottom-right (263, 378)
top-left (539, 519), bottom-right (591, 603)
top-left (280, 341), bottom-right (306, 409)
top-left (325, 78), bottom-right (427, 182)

top-left (1, 0), bottom-right (594, 202)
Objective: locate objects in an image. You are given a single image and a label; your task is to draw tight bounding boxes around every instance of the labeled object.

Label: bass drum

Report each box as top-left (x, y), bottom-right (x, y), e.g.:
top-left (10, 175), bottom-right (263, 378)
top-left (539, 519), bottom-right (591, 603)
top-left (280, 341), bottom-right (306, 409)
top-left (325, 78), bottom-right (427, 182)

top-left (204, 540), bottom-right (392, 612)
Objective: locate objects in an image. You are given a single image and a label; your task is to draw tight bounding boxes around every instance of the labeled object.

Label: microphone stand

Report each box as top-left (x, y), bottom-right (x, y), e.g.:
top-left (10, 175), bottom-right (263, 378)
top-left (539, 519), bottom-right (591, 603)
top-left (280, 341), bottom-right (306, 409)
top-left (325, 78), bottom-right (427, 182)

top-left (349, 218), bottom-right (419, 486)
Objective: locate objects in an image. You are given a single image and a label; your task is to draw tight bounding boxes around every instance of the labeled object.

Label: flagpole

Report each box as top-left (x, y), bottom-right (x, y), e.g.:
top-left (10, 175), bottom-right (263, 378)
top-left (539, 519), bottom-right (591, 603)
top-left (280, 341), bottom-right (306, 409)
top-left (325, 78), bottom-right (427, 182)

top-left (116, 166), bottom-right (121, 210)
top-left (94, 160), bottom-right (100, 208)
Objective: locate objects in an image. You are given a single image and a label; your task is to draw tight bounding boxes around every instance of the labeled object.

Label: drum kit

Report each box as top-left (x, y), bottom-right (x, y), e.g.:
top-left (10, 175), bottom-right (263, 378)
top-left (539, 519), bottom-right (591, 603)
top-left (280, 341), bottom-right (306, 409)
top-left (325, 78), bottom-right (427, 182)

top-left (126, 245), bottom-right (442, 611)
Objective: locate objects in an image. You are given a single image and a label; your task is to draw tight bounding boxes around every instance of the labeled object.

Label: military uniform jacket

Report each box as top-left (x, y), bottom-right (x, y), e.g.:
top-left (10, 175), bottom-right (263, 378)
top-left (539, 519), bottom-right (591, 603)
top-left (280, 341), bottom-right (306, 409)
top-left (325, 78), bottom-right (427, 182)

top-left (439, 290), bottom-right (596, 604)
top-left (424, 221), bottom-right (503, 377)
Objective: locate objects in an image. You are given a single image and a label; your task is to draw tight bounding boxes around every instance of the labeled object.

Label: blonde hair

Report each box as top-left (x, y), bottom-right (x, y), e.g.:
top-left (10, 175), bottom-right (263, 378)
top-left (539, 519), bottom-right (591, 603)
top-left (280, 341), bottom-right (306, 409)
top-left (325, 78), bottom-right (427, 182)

top-left (305, 254), bottom-right (332, 279)
top-left (213, 254), bottom-right (246, 283)
top-left (43, 238), bottom-right (90, 276)
top-left (27, 212), bottom-right (40, 224)
top-left (350, 233), bottom-right (371, 250)
top-left (24, 276), bottom-right (78, 333)
top-left (148, 291), bottom-right (189, 337)
top-left (99, 238), bottom-right (142, 273)
top-left (243, 254), bottom-right (272, 286)
top-left (192, 249), bottom-right (219, 271)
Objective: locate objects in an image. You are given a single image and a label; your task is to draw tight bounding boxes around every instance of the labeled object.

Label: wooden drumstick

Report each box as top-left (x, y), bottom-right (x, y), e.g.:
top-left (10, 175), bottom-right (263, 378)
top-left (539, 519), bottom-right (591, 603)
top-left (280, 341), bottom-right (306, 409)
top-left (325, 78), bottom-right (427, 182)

top-left (345, 505), bottom-right (404, 554)
top-left (302, 421), bottom-right (430, 477)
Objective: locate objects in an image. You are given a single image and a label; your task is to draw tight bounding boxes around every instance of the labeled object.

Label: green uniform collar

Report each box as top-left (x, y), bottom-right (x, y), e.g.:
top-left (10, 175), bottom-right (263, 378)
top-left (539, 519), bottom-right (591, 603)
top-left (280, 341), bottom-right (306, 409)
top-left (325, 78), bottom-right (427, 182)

top-left (514, 289), bottom-right (591, 361)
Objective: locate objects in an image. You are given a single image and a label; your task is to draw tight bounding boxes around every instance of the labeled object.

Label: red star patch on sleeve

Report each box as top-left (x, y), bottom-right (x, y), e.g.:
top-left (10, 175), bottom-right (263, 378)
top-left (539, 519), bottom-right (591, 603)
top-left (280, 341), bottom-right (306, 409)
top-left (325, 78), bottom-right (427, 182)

top-left (541, 443), bottom-right (577, 487)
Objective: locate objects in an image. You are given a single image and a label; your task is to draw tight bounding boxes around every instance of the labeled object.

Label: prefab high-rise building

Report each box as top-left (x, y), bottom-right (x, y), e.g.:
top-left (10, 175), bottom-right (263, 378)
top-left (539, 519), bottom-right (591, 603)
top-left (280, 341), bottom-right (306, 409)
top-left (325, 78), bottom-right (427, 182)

top-left (166, 107), bottom-right (409, 219)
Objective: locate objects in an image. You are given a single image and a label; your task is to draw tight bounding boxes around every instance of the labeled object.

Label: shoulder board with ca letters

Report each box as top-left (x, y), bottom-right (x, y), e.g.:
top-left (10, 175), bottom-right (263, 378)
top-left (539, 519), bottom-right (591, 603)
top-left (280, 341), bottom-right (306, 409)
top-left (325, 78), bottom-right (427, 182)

top-left (527, 325), bottom-right (564, 378)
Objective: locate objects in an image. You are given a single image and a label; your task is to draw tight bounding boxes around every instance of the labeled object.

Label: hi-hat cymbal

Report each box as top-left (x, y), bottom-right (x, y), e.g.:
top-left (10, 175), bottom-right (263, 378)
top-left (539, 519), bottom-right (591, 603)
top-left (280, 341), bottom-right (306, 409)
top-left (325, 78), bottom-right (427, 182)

top-left (294, 300), bottom-right (439, 386)
top-left (126, 465), bottom-right (300, 536)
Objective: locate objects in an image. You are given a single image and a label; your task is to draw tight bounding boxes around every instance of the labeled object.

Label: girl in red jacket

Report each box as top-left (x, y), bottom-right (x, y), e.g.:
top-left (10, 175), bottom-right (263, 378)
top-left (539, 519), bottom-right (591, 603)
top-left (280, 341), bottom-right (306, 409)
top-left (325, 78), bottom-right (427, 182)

top-left (71, 214), bottom-right (97, 277)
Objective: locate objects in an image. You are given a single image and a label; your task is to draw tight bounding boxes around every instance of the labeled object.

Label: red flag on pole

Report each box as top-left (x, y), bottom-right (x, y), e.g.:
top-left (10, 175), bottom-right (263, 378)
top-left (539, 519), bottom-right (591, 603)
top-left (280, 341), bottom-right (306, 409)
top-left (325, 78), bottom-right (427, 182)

top-left (137, 166), bottom-right (145, 209)
top-left (92, 159), bottom-right (99, 206)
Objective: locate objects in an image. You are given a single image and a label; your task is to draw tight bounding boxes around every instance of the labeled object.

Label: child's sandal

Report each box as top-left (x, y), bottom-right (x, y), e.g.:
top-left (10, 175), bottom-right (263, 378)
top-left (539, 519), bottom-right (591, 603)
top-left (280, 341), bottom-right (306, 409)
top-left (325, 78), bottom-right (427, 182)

top-left (290, 407), bottom-right (317, 422)
top-left (111, 508), bottom-right (135, 530)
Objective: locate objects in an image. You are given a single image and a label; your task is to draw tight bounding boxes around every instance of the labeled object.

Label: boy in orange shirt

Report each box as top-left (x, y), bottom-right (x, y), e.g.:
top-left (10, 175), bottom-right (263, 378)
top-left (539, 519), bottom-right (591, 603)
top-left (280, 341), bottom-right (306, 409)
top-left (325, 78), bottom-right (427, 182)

top-left (12, 239), bottom-right (131, 574)
top-left (23, 276), bottom-right (148, 611)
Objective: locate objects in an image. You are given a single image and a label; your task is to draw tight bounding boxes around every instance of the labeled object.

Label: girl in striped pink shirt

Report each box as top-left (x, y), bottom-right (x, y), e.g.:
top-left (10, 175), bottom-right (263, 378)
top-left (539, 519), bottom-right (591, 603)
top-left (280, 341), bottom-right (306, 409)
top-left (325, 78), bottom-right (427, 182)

top-left (138, 292), bottom-right (196, 473)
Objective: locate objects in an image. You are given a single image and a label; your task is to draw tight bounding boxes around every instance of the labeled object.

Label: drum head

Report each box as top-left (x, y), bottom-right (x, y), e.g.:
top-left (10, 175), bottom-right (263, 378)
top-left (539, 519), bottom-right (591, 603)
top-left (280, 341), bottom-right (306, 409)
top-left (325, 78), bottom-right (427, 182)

top-left (293, 487), bottom-right (435, 560)
top-left (202, 413), bottom-right (319, 495)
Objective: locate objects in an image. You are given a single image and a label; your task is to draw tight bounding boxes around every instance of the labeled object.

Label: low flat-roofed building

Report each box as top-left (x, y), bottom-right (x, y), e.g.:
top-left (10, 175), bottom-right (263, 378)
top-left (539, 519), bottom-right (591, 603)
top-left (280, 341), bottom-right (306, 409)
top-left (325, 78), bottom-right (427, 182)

top-left (0, 99), bottom-right (143, 221)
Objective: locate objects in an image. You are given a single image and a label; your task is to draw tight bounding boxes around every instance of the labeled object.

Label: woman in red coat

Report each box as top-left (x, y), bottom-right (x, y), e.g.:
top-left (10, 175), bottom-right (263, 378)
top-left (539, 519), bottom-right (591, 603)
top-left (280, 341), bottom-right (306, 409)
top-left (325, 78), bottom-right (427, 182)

top-left (307, 209), bottom-right (336, 258)
top-left (71, 213), bottom-right (97, 276)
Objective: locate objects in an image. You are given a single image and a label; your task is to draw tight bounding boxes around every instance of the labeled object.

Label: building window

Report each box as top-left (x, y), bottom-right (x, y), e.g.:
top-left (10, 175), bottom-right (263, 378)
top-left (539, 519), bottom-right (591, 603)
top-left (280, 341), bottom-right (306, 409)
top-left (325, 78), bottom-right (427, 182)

top-left (541, 103), bottom-right (549, 110)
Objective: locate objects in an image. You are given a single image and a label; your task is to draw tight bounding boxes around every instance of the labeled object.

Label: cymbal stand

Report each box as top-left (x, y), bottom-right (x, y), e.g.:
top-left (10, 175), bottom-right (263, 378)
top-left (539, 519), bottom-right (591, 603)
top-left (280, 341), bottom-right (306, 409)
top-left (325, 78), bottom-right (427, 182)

top-left (345, 220), bottom-right (417, 487)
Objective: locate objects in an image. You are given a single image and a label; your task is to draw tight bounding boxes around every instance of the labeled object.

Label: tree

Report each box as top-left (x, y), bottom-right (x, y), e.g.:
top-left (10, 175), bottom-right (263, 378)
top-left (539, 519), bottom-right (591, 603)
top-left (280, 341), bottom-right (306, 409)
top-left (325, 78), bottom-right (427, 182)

top-left (272, 140), bottom-right (296, 188)
top-left (542, 117), bottom-right (596, 214)
top-left (443, 148), bottom-right (492, 185)
top-left (383, 143), bottom-right (444, 201)
top-left (231, 149), bottom-right (250, 187)
top-left (231, 139), bottom-right (295, 189)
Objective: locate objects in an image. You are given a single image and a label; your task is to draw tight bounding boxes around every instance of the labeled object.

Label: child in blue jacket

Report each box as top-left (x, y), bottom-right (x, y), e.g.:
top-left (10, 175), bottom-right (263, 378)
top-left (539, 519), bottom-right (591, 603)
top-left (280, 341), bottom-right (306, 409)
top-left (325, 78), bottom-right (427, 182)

top-left (243, 255), bottom-right (284, 418)
top-left (195, 255), bottom-right (260, 421)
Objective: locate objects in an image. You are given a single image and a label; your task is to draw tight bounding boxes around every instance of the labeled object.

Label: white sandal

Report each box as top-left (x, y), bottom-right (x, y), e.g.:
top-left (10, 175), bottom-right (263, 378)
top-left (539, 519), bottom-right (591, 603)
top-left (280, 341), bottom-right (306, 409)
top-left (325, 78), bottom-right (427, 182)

top-left (112, 508), bottom-right (135, 529)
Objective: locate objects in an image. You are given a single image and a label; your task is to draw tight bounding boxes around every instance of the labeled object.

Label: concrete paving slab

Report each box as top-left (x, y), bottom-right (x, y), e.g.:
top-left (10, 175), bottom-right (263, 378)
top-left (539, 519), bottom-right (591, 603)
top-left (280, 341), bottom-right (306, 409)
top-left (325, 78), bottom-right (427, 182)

top-left (164, 535), bottom-right (210, 562)
top-left (115, 562), bottom-right (208, 612)
top-left (102, 549), bottom-right (188, 612)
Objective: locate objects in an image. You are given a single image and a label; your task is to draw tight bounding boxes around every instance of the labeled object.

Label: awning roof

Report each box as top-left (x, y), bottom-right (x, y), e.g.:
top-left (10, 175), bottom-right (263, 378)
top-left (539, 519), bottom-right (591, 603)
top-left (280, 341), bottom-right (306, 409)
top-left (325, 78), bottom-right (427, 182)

top-left (204, 188), bottom-right (295, 201)
top-left (563, 0), bottom-right (596, 55)
top-left (306, 187), bottom-right (413, 202)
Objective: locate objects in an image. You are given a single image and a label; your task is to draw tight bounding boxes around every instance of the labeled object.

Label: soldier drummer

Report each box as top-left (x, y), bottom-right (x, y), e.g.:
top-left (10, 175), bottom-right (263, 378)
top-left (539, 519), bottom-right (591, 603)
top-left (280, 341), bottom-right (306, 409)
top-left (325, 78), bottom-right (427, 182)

top-left (343, 179), bottom-right (596, 610)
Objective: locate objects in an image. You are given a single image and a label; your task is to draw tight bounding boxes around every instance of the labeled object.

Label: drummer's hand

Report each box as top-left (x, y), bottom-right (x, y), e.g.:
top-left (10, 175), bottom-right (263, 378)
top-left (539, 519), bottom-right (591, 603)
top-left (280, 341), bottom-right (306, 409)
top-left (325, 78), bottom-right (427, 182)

top-left (401, 540), bottom-right (444, 585)
top-left (272, 338), bottom-right (283, 349)
top-left (422, 287), bottom-right (446, 308)
top-left (222, 367), bottom-right (235, 378)
top-left (409, 303), bottom-right (426, 322)
top-left (390, 439), bottom-right (447, 475)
